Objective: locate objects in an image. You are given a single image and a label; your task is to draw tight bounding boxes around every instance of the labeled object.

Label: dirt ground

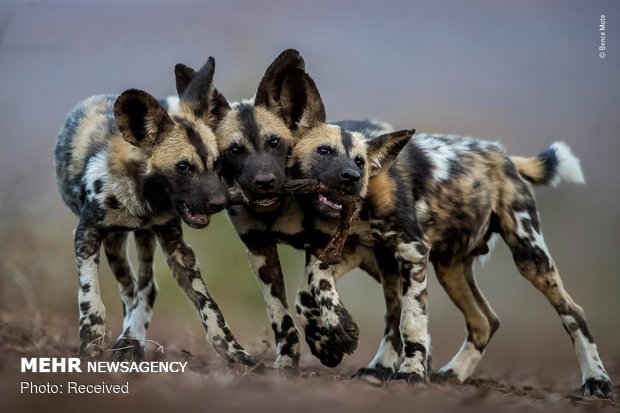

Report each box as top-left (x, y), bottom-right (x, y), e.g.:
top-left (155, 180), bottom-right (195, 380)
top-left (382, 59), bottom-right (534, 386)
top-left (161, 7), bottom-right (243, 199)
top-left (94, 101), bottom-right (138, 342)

top-left (1, 312), bottom-right (618, 413)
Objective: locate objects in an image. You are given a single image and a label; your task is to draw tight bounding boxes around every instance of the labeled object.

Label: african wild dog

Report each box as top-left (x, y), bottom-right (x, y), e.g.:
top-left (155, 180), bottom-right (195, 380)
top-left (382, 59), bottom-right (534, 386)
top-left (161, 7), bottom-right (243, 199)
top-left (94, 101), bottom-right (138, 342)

top-left (174, 50), bottom-right (322, 370)
top-left (297, 115), bottom-right (613, 397)
top-left (54, 57), bottom-right (257, 367)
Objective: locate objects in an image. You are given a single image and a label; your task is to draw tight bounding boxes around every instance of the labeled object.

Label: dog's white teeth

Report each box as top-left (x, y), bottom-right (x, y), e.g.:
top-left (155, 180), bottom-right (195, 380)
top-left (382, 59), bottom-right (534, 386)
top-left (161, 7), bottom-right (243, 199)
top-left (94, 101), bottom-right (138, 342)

top-left (318, 194), bottom-right (342, 211)
top-left (180, 203), bottom-right (210, 225)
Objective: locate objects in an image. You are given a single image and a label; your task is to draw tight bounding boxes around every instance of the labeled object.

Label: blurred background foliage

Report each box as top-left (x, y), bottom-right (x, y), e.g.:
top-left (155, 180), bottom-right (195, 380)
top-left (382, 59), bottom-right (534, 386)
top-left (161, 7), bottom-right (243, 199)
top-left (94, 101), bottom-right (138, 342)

top-left (0, 0), bottom-right (618, 369)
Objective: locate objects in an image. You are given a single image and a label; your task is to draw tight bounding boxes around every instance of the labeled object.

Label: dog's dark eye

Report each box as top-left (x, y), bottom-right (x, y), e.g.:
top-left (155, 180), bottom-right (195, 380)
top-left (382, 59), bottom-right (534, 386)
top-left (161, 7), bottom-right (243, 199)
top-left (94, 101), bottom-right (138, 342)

top-left (317, 146), bottom-right (333, 155)
top-left (213, 158), bottom-right (221, 170)
top-left (229, 144), bottom-right (244, 156)
top-left (268, 136), bottom-right (281, 148)
top-left (176, 161), bottom-right (191, 173)
top-left (355, 157), bottom-right (365, 168)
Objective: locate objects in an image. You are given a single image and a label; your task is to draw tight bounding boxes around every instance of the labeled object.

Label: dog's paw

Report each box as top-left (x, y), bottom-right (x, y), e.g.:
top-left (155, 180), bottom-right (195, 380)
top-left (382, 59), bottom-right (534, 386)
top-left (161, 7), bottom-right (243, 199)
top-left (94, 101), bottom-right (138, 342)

top-left (111, 338), bottom-right (145, 361)
top-left (430, 368), bottom-right (461, 384)
top-left (580, 377), bottom-right (614, 399)
top-left (79, 335), bottom-right (106, 358)
top-left (274, 354), bottom-right (300, 372)
top-left (231, 350), bottom-right (262, 370)
top-left (312, 322), bottom-right (359, 368)
top-left (352, 366), bottom-right (394, 385)
top-left (306, 333), bottom-right (345, 368)
top-left (303, 309), bottom-right (358, 368)
top-left (390, 371), bottom-right (427, 385)
top-left (303, 323), bottom-right (345, 368)
top-left (318, 305), bottom-right (359, 360)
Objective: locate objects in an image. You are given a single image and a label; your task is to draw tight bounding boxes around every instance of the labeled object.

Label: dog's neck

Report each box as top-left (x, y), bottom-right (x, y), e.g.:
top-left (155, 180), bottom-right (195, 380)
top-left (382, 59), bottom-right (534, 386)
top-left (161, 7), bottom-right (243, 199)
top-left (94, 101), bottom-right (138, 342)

top-left (101, 136), bottom-right (165, 217)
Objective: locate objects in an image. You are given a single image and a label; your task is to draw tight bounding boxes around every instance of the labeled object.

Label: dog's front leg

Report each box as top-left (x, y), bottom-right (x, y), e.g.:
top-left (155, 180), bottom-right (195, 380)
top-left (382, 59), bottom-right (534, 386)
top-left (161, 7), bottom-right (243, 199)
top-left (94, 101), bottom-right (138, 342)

top-left (153, 218), bottom-right (258, 368)
top-left (74, 221), bottom-right (106, 357)
top-left (390, 238), bottom-right (430, 384)
top-left (244, 242), bottom-right (300, 371)
top-left (301, 249), bottom-right (363, 367)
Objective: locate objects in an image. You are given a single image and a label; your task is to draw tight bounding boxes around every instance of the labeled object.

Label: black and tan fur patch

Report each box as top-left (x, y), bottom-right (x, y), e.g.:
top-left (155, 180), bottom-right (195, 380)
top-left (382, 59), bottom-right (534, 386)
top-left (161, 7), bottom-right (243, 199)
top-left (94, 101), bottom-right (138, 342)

top-left (300, 123), bottom-right (609, 396)
top-left (220, 49), bottom-right (610, 397)
top-left (54, 57), bottom-right (257, 367)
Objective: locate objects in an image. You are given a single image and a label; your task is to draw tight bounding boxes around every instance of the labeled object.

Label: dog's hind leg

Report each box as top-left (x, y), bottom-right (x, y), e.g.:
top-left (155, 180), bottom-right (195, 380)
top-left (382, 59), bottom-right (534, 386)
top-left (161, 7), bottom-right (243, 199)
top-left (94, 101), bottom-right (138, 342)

top-left (103, 231), bottom-right (134, 325)
top-left (353, 253), bottom-right (403, 384)
top-left (128, 229), bottom-right (158, 348)
top-left (105, 229), bottom-right (158, 359)
top-left (102, 230), bottom-right (142, 359)
top-left (75, 222), bottom-right (106, 356)
top-left (431, 256), bottom-right (499, 383)
top-left (499, 199), bottom-right (613, 398)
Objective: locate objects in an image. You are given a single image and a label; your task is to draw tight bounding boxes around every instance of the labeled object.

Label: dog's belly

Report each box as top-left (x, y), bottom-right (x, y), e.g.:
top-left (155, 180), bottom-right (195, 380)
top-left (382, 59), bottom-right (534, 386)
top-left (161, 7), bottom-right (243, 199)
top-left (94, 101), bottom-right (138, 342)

top-left (419, 194), bottom-right (496, 263)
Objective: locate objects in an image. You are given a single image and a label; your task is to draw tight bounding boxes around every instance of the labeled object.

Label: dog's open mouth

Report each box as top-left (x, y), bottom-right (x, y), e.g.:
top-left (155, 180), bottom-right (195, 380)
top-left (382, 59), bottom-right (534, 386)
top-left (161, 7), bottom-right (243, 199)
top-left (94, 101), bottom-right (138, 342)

top-left (179, 203), bottom-right (211, 229)
top-left (318, 194), bottom-right (342, 211)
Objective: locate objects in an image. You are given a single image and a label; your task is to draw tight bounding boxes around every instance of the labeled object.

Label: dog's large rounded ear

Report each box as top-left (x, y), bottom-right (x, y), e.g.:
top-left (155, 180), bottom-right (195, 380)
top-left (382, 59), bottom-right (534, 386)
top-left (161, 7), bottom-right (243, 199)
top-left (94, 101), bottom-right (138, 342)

top-left (174, 63), bottom-right (196, 97)
top-left (114, 89), bottom-right (174, 150)
top-left (255, 49), bottom-right (325, 131)
top-left (367, 129), bottom-right (415, 176)
top-left (175, 56), bottom-right (230, 124)
top-left (255, 49), bottom-right (305, 109)
top-left (211, 87), bottom-right (230, 123)
top-left (279, 70), bottom-right (326, 130)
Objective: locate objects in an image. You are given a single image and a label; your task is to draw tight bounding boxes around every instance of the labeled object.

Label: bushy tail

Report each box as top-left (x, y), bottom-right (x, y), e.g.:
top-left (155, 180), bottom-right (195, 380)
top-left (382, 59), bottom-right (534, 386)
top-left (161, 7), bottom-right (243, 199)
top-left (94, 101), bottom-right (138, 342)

top-left (510, 141), bottom-right (585, 186)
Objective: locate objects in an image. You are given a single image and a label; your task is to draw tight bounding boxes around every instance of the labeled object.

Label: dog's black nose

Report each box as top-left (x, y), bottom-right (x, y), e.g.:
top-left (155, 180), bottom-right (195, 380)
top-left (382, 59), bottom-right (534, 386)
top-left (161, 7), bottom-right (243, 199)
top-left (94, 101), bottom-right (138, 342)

top-left (340, 168), bottom-right (361, 185)
top-left (254, 174), bottom-right (276, 190)
top-left (207, 194), bottom-right (227, 212)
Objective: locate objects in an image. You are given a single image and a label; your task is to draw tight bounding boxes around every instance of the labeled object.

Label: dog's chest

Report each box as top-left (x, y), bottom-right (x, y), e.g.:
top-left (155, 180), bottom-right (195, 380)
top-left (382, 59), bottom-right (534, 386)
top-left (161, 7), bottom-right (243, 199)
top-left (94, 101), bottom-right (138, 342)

top-left (247, 200), bottom-right (388, 251)
top-left (270, 201), bottom-right (305, 235)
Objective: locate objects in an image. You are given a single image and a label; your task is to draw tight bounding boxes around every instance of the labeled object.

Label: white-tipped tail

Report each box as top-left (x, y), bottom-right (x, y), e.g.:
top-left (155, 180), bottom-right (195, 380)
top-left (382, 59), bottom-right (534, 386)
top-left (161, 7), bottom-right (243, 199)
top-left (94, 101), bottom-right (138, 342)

top-left (550, 141), bottom-right (585, 185)
top-left (510, 141), bottom-right (585, 187)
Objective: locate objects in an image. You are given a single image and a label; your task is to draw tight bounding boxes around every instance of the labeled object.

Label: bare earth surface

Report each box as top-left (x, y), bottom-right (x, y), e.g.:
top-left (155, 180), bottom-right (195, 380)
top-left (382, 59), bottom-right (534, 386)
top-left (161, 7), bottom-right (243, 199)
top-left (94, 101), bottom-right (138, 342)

top-left (1, 314), bottom-right (618, 413)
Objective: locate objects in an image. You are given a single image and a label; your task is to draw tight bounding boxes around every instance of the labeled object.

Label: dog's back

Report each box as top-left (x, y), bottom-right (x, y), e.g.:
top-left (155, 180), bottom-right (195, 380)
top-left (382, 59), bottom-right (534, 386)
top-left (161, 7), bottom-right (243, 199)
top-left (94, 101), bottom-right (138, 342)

top-left (399, 134), bottom-right (506, 261)
top-left (54, 95), bottom-right (117, 215)
top-left (359, 129), bottom-right (570, 263)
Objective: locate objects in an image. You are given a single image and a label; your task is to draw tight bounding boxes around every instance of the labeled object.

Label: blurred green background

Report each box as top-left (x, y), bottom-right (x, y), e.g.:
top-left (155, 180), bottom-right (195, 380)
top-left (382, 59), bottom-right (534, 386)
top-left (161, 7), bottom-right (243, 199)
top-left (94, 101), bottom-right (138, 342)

top-left (0, 0), bottom-right (618, 372)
